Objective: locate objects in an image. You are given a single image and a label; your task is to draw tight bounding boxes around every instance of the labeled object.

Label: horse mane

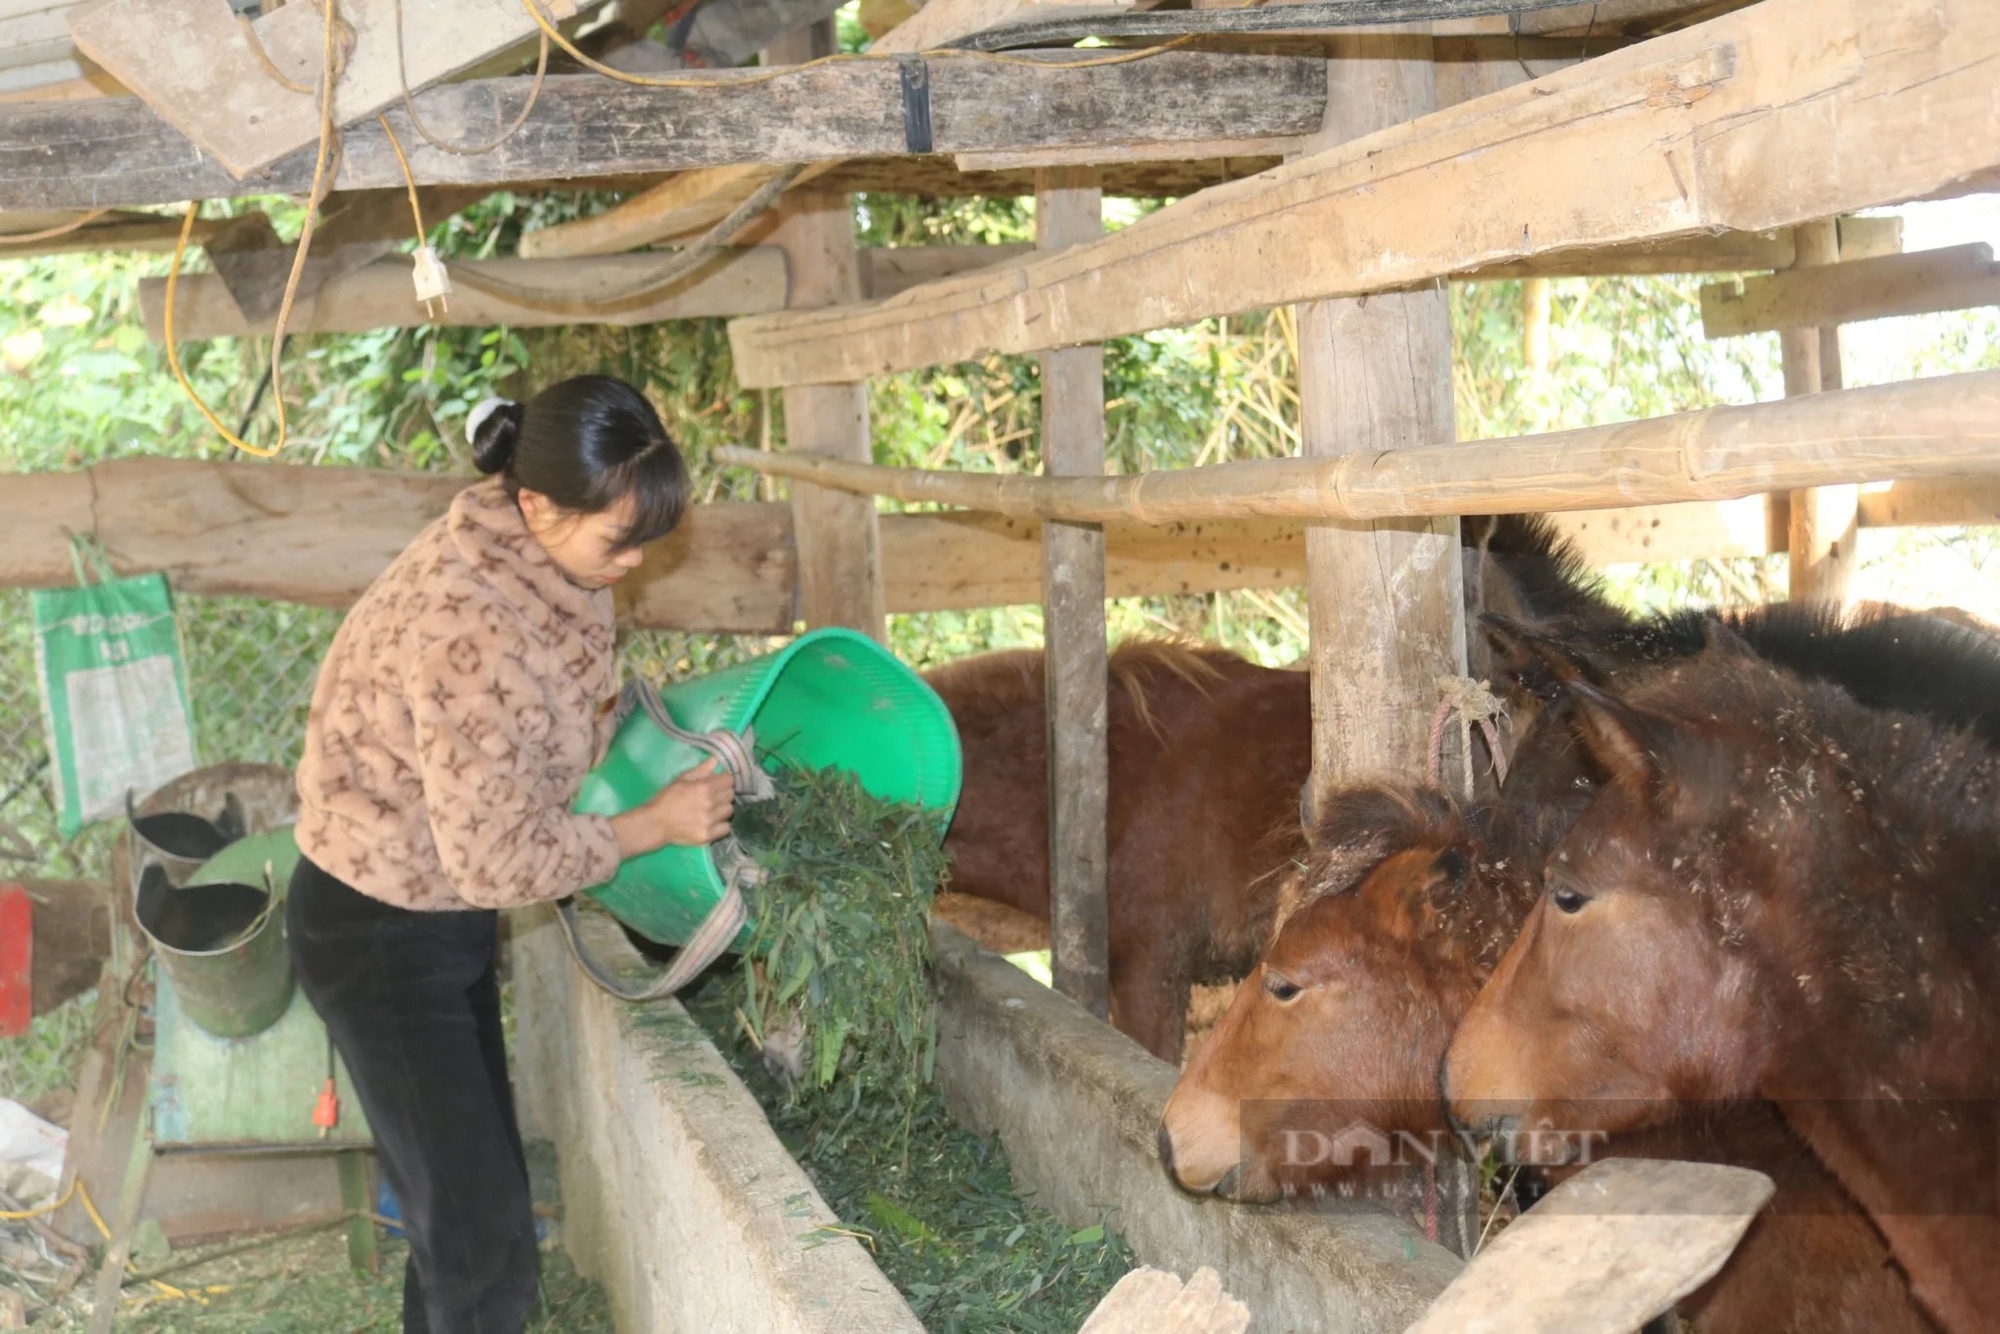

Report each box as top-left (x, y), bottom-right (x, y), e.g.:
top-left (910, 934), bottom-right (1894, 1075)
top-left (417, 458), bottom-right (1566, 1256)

top-left (1470, 513), bottom-right (1629, 628)
top-left (1579, 602), bottom-right (2000, 749)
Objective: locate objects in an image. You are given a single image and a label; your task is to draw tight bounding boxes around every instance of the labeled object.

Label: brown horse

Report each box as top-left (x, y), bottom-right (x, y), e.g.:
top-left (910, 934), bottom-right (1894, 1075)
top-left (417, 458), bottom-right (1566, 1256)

top-left (1161, 773), bottom-right (1936, 1331)
top-left (926, 639), bottom-right (1310, 1061)
top-left (1445, 646), bottom-right (2000, 1333)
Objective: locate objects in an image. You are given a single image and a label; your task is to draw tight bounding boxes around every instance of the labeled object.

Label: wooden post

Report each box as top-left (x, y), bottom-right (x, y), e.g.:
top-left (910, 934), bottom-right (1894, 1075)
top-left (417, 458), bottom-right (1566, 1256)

top-left (765, 20), bottom-right (885, 640)
top-left (1780, 218), bottom-right (1859, 605)
top-left (1296, 30), bottom-right (1467, 816)
top-left (1294, 27), bottom-right (1475, 1258)
top-left (1036, 167), bottom-right (1110, 1020)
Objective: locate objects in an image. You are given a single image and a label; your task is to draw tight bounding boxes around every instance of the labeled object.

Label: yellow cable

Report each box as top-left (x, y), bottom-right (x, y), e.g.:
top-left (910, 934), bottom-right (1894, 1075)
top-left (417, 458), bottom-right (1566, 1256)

top-left (0, 1177), bottom-right (74, 1220)
top-left (165, 0), bottom-right (343, 458)
top-left (516, 0), bottom-right (1192, 87)
top-left (377, 114), bottom-right (429, 246)
top-left (77, 1178), bottom-right (111, 1241)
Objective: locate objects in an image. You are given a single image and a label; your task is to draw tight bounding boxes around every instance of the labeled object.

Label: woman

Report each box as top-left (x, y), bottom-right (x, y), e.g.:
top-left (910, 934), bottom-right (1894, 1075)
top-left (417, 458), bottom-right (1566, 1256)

top-left (288, 375), bottom-right (735, 1333)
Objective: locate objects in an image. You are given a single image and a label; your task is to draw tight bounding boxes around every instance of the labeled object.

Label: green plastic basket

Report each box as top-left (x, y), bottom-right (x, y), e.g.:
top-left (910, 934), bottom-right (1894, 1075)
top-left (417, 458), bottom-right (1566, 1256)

top-left (574, 627), bottom-right (962, 947)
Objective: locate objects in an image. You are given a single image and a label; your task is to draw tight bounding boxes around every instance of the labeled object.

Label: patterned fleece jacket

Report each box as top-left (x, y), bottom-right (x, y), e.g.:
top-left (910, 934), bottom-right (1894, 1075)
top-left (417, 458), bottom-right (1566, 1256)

top-left (295, 478), bottom-right (624, 910)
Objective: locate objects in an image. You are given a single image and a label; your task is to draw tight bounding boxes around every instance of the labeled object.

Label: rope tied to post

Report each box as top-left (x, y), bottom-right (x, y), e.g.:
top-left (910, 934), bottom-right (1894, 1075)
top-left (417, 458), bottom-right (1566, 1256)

top-left (1427, 676), bottom-right (1510, 797)
top-left (555, 680), bottom-right (774, 1002)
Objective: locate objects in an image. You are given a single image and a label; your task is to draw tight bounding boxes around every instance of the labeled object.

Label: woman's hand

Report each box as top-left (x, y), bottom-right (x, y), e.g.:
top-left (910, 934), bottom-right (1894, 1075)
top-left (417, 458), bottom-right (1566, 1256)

top-left (610, 761), bottom-right (736, 858)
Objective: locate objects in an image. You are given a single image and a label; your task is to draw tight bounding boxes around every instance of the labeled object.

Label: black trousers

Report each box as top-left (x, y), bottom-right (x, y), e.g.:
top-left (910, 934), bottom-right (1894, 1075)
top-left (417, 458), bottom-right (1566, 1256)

top-left (287, 856), bottom-right (538, 1334)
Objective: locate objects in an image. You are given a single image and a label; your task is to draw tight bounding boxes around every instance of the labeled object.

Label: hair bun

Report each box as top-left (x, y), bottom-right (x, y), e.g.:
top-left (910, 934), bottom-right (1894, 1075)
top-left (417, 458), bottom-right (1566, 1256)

top-left (468, 397), bottom-right (525, 474)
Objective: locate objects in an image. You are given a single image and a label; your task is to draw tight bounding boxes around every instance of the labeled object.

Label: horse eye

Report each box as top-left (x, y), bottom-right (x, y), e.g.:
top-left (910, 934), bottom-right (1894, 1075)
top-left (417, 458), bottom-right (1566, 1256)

top-left (1264, 972), bottom-right (1304, 1003)
top-left (1550, 884), bottom-right (1591, 915)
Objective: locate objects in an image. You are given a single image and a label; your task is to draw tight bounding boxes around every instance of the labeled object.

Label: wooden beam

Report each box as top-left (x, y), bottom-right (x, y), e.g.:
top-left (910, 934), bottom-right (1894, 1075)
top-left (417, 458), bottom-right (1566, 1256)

top-left (5, 463), bottom-right (1991, 621)
top-left (142, 242), bottom-right (1040, 339)
top-left (1771, 220), bottom-right (1858, 605)
top-left (765, 19), bottom-right (884, 642)
top-left (0, 208), bottom-right (231, 256)
top-left (141, 249), bottom-right (792, 339)
top-left (1701, 243), bottom-right (2000, 338)
top-left (711, 370), bottom-right (2000, 523)
top-left (0, 52), bottom-right (1328, 210)
top-left (0, 460), bottom-right (798, 631)
top-left (66, 0), bottom-right (581, 178)
top-left (1467, 214), bottom-right (1903, 280)
top-left (1295, 25), bottom-right (1465, 814)
top-left (727, 0), bottom-right (2000, 387)
top-left (1035, 166), bottom-right (1110, 1020)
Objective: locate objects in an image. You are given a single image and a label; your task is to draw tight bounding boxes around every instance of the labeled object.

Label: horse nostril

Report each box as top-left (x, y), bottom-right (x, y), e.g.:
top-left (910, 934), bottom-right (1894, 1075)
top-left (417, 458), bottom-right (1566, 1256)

top-left (1156, 1123), bottom-right (1177, 1177)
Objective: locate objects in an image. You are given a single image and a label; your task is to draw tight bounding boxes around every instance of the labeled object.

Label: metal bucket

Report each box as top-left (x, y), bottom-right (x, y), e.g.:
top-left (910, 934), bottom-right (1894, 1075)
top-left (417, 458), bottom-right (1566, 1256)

top-left (136, 859), bottom-right (294, 1039)
top-left (128, 766), bottom-right (300, 1040)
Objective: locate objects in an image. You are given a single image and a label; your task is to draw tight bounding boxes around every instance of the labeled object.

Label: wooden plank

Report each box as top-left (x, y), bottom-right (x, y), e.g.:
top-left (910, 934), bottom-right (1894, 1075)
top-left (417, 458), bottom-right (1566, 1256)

top-left (1701, 242), bottom-right (2000, 337)
top-left (0, 208), bottom-right (228, 256)
top-left (1405, 1158), bottom-right (1773, 1334)
top-left (1297, 26), bottom-right (1464, 805)
top-left (870, 0), bottom-right (1134, 54)
top-left (141, 248), bottom-right (792, 339)
top-left (727, 0), bottom-right (2000, 387)
top-left (710, 369), bottom-right (2000, 523)
top-left (0, 459), bottom-right (797, 632)
top-left (0, 51), bottom-right (1328, 209)
top-left (66, 0), bottom-right (579, 179)
top-left (1467, 213), bottom-right (1903, 279)
top-left (1774, 219), bottom-right (1858, 605)
top-left (951, 136), bottom-right (1307, 173)
top-left (766, 21), bottom-right (884, 642)
top-left (1035, 166), bottom-right (1110, 1021)
top-left (3, 464), bottom-right (1991, 622)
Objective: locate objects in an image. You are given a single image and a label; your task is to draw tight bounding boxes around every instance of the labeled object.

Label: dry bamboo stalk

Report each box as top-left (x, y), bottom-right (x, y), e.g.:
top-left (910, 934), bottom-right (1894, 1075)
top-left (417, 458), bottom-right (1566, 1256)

top-left (715, 369), bottom-right (2000, 526)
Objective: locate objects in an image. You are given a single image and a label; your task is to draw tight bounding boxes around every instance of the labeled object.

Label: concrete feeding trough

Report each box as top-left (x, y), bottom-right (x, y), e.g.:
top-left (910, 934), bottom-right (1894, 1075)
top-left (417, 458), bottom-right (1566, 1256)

top-left (511, 907), bottom-right (1459, 1333)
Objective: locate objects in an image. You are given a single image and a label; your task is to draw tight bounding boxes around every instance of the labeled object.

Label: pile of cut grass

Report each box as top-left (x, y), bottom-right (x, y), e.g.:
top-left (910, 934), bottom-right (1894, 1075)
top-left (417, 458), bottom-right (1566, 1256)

top-left (653, 763), bottom-right (1135, 1332)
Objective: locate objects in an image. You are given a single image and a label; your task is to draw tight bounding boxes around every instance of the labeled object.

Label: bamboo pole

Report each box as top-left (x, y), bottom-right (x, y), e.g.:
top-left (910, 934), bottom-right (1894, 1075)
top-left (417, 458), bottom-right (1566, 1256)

top-left (714, 370), bottom-right (2000, 526)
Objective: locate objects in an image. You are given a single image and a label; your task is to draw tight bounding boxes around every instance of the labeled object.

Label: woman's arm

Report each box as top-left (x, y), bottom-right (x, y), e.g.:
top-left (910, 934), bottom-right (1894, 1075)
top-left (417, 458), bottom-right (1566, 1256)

top-left (610, 762), bottom-right (736, 859)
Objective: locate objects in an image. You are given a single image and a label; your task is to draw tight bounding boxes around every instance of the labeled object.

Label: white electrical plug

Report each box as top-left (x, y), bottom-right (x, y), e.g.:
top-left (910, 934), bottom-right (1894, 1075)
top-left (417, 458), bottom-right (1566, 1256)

top-left (411, 245), bottom-right (452, 314)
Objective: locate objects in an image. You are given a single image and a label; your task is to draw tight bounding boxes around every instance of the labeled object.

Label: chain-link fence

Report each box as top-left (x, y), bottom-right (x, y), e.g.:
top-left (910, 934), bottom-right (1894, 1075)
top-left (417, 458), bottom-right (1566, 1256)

top-left (0, 584), bottom-right (782, 886)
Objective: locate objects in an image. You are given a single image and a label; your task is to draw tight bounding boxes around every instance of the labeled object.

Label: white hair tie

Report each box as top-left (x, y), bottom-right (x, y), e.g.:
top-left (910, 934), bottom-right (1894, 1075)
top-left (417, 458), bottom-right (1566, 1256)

top-left (465, 395), bottom-right (516, 444)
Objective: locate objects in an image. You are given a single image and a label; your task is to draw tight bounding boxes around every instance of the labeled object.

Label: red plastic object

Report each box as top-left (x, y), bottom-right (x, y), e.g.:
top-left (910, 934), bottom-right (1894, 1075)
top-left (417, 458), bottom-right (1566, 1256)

top-left (0, 886), bottom-right (30, 1038)
top-left (312, 1078), bottom-right (340, 1135)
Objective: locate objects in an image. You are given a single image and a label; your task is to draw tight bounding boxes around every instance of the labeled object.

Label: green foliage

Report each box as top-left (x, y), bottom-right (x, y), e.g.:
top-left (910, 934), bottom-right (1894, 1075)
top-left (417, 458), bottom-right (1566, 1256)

top-left (728, 765), bottom-right (948, 1108)
top-left (655, 765), bottom-right (1133, 1330)
top-left (0, 989), bottom-right (94, 1108)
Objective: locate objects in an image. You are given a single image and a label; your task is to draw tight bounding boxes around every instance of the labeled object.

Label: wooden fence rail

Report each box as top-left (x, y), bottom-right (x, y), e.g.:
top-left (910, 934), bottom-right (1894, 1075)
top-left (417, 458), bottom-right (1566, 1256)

top-left (712, 370), bottom-right (2000, 525)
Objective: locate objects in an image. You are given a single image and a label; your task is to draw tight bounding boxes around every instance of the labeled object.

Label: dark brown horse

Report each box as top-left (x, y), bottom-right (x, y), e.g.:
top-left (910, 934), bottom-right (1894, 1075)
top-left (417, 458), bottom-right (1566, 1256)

top-left (1446, 645), bottom-right (2000, 1334)
top-left (926, 639), bottom-right (1311, 1061)
top-left (1158, 773), bottom-right (1935, 1332)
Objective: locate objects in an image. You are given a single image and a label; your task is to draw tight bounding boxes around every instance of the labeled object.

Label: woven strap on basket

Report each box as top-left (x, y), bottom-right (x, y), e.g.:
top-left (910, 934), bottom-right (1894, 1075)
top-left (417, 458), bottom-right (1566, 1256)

top-left (554, 680), bottom-right (773, 1003)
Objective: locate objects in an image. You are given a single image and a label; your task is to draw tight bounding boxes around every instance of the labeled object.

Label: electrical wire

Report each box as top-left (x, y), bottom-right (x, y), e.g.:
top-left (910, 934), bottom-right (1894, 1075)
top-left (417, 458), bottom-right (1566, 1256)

top-left (0, 1179), bottom-right (74, 1221)
top-left (394, 0), bottom-right (550, 156)
top-left (448, 161), bottom-right (807, 315)
top-left (377, 114), bottom-right (430, 246)
top-left (166, 0), bottom-right (345, 458)
top-left (0, 209), bottom-right (112, 246)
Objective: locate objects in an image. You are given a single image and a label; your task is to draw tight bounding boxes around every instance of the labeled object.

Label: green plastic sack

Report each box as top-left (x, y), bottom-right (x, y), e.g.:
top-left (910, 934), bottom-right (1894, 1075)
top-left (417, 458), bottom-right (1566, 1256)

top-left (31, 539), bottom-right (196, 838)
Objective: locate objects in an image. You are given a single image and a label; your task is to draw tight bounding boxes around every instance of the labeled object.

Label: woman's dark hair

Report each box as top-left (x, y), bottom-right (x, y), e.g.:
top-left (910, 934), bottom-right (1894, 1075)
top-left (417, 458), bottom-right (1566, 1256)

top-left (471, 375), bottom-right (688, 550)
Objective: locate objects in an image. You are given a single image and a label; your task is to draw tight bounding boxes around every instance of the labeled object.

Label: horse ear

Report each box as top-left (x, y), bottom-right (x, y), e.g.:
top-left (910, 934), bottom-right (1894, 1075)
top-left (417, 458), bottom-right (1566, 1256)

top-left (1700, 615), bottom-right (1757, 659)
top-left (1563, 678), bottom-right (1670, 793)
